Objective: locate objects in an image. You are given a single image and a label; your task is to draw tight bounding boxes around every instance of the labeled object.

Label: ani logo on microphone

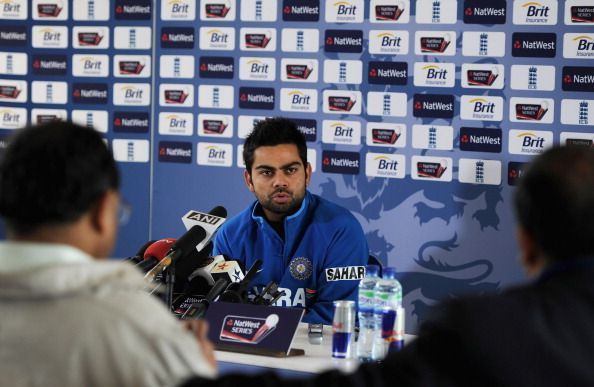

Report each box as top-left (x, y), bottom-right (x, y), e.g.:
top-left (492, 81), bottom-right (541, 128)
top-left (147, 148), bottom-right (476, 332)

top-left (289, 257), bottom-right (312, 280)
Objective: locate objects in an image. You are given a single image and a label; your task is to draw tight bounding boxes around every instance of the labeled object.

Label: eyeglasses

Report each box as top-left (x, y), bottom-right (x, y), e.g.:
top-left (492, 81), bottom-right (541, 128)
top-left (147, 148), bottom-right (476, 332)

top-left (118, 199), bottom-right (132, 226)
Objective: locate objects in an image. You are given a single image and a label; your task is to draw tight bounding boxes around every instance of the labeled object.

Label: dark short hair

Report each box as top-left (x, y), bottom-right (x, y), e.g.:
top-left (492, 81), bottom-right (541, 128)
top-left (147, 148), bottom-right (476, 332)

top-left (0, 121), bottom-right (119, 234)
top-left (242, 117), bottom-right (307, 173)
top-left (514, 146), bottom-right (594, 261)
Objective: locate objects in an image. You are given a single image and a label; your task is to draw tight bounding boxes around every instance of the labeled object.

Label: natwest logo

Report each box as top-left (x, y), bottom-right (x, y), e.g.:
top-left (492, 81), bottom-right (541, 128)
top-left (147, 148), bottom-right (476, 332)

top-left (239, 87), bottom-right (275, 110)
top-left (115, 0), bottom-right (151, 20)
top-left (508, 162), bottom-right (528, 186)
top-left (32, 54), bottom-right (67, 76)
top-left (562, 66), bottom-right (594, 92)
top-left (459, 127), bottom-right (502, 153)
top-left (368, 61), bottom-right (408, 85)
top-left (0, 26), bottom-right (27, 46)
top-left (159, 141), bottom-right (192, 163)
top-left (324, 30), bottom-right (363, 53)
top-left (282, 0), bottom-right (320, 21)
top-left (413, 94), bottom-right (455, 118)
top-left (161, 27), bottom-right (195, 49)
top-left (463, 0), bottom-right (506, 24)
top-left (72, 83), bottom-right (108, 104)
top-left (321, 150), bottom-right (360, 175)
top-left (512, 32), bottom-right (556, 57)
top-left (113, 111), bottom-right (150, 133)
top-left (199, 56), bottom-right (234, 79)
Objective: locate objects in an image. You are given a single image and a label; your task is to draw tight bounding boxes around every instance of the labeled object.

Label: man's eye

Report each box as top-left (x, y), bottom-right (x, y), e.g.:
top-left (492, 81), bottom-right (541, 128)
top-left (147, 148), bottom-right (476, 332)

top-left (286, 167), bottom-right (298, 174)
top-left (260, 170), bottom-right (273, 176)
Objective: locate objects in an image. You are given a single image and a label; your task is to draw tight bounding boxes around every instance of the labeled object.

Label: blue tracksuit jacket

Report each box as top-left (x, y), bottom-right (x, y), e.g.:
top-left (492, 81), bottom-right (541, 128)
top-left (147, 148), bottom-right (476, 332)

top-left (213, 191), bottom-right (369, 324)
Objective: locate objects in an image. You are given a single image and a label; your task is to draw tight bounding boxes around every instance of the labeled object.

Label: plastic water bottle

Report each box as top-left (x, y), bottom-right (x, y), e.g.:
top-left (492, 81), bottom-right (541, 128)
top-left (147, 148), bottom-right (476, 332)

top-left (356, 265), bottom-right (380, 362)
top-left (373, 267), bottom-right (402, 360)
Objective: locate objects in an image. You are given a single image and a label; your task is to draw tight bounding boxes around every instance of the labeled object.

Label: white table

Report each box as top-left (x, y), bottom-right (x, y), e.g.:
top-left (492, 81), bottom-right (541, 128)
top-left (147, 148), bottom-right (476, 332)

top-left (215, 323), bottom-right (416, 375)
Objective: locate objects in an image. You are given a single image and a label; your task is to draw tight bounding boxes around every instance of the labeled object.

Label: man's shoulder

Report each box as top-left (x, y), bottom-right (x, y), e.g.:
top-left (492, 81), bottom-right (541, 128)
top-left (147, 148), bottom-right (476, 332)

top-left (309, 193), bottom-right (362, 227)
top-left (220, 203), bottom-right (257, 233)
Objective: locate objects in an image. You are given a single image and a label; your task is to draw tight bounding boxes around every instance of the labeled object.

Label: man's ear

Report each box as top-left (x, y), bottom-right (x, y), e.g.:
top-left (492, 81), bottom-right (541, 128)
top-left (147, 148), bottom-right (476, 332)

top-left (305, 162), bottom-right (312, 187)
top-left (517, 226), bottom-right (544, 277)
top-left (89, 191), bottom-right (117, 235)
top-left (243, 169), bottom-right (255, 192)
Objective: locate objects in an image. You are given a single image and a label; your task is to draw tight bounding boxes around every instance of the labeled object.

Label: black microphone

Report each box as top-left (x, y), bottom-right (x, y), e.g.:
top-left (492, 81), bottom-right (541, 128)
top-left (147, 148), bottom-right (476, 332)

top-left (180, 278), bottom-right (230, 320)
top-left (144, 225), bottom-right (207, 282)
top-left (218, 259), bottom-right (262, 303)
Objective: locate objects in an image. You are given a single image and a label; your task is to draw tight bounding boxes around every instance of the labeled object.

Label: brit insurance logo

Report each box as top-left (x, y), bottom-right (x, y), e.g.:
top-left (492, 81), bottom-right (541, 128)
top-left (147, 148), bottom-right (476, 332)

top-left (280, 88), bottom-right (318, 113)
top-left (115, 0), bottom-right (151, 20)
top-left (161, 27), bottom-right (194, 49)
top-left (1, 0), bottom-right (26, 19)
top-left (158, 112), bottom-right (193, 136)
top-left (462, 31), bottom-right (506, 57)
top-left (322, 150), bottom-right (360, 175)
top-left (114, 55), bottom-right (151, 78)
top-left (510, 65), bottom-right (555, 91)
top-left (510, 97), bottom-right (554, 124)
top-left (0, 26), bottom-right (27, 47)
top-left (415, 31), bottom-right (456, 56)
top-left (368, 61), bottom-right (407, 85)
top-left (113, 111), bottom-right (150, 133)
top-left (32, 54), bottom-right (67, 76)
top-left (32, 26), bottom-right (67, 48)
top-left (461, 64), bottom-right (504, 89)
top-left (563, 33), bottom-right (594, 59)
top-left (159, 141), bottom-right (192, 164)
top-left (199, 56), bottom-right (234, 79)
top-left (281, 28), bottom-right (319, 53)
top-left (199, 85), bottom-right (234, 109)
top-left (366, 122), bottom-right (406, 148)
top-left (199, 27), bottom-right (235, 50)
top-left (113, 27), bottom-right (152, 50)
top-left (72, 83), bottom-right (108, 104)
top-left (459, 159), bottom-right (501, 186)
top-left (415, 0), bottom-right (457, 23)
top-left (72, 55), bottom-right (109, 77)
top-left (561, 99), bottom-right (594, 126)
top-left (0, 79), bottom-right (26, 102)
top-left (366, 153), bottom-right (405, 179)
top-left (459, 127), bottom-right (502, 153)
top-left (513, 0), bottom-right (557, 25)
top-left (324, 30), bottom-right (363, 53)
top-left (565, 1), bottom-right (594, 24)
top-left (281, 59), bottom-right (317, 83)
top-left (325, 0), bottom-right (364, 23)
top-left (411, 124), bottom-right (453, 150)
top-left (240, 57), bottom-right (276, 81)
top-left (240, 28), bottom-right (276, 51)
top-left (370, 0), bottom-right (410, 23)
top-left (369, 30), bottom-right (408, 55)
top-left (323, 90), bottom-right (361, 115)
top-left (73, 27), bottom-right (109, 49)
top-left (463, 0), bottom-right (506, 24)
top-left (160, 84), bottom-right (193, 107)
top-left (31, 81), bottom-right (67, 104)
top-left (460, 95), bottom-right (503, 122)
top-left (412, 156), bottom-right (452, 182)
top-left (112, 139), bottom-right (149, 163)
top-left (414, 62), bottom-right (454, 88)
top-left (239, 87), bottom-right (274, 110)
top-left (200, 0), bottom-right (236, 21)
top-left (508, 129), bottom-right (553, 155)
top-left (113, 83), bottom-right (150, 106)
top-left (0, 107), bottom-right (26, 129)
top-left (198, 114), bottom-right (233, 138)
top-left (562, 66), bottom-right (594, 92)
top-left (413, 94), bottom-right (455, 119)
top-left (367, 92), bottom-right (407, 117)
top-left (512, 32), bottom-right (556, 57)
top-left (162, 0), bottom-right (196, 20)
top-left (197, 142), bottom-right (233, 167)
top-left (282, 0), bottom-right (320, 21)
top-left (322, 120), bottom-right (361, 145)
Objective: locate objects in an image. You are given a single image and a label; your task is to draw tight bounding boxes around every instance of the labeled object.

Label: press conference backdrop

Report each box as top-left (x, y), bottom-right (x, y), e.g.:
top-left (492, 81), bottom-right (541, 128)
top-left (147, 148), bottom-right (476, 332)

top-left (0, 0), bottom-right (592, 331)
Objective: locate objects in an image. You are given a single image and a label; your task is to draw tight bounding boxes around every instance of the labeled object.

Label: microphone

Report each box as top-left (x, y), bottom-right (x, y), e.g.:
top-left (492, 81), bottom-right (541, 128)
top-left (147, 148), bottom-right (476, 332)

top-left (144, 225), bottom-right (207, 282)
top-left (181, 205), bottom-right (227, 252)
top-left (123, 240), bottom-right (158, 264)
top-left (187, 254), bottom-right (226, 287)
top-left (218, 259), bottom-right (262, 303)
top-left (135, 238), bottom-right (176, 272)
top-left (210, 259), bottom-right (245, 284)
top-left (180, 278), bottom-right (230, 320)
top-left (252, 281), bottom-right (286, 306)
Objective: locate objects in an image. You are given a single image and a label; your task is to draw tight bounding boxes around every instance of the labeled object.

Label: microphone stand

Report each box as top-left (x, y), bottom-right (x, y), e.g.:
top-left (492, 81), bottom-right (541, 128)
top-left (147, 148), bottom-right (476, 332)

top-left (165, 265), bottom-right (175, 311)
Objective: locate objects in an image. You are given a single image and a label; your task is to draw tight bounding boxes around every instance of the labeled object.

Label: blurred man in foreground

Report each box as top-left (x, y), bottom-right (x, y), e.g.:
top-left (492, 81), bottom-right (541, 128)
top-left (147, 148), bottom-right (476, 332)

top-left (0, 122), bottom-right (216, 387)
top-left (184, 145), bottom-right (594, 387)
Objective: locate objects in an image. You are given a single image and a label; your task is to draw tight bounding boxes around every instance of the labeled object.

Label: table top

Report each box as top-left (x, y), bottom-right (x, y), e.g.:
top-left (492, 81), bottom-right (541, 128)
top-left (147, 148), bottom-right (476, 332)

top-left (215, 323), bottom-right (415, 374)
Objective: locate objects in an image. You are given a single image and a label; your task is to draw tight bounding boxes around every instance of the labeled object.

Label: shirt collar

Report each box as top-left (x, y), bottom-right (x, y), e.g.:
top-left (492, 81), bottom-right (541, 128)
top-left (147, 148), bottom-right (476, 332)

top-left (0, 241), bottom-right (93, 273)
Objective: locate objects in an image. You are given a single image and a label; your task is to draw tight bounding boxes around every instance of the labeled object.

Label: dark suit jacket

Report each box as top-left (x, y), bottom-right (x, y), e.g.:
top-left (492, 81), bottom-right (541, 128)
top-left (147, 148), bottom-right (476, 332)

top-left (181, 258), bottom-right (594, 387)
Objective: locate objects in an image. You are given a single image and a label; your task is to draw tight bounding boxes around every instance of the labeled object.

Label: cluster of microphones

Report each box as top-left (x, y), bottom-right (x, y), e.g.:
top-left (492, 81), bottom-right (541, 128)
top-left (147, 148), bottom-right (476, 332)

top-left (124, 206), bottom-right (285, 319)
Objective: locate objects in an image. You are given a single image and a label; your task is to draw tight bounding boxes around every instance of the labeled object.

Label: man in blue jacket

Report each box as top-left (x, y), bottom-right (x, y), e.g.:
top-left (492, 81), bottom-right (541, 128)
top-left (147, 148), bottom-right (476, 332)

top-left (213, 117), bottom-right (369, 324)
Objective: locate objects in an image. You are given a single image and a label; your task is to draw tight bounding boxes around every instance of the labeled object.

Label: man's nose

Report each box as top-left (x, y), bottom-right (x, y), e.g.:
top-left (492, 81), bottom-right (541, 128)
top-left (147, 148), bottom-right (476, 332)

top-left (273, 173), bottom-right (289, 187)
